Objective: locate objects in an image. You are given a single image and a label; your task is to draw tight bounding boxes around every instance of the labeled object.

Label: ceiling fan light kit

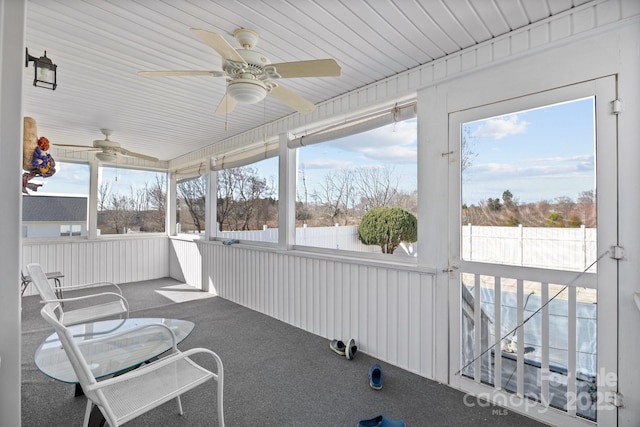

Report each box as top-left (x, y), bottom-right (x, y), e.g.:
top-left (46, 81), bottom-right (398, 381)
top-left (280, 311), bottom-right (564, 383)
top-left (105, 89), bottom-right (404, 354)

top-left (227, 78), bottom-right (267, 104)
top-left (95, 151), bottom-right (118, 162)
top-left (138, 27), bottom-right (341, 114)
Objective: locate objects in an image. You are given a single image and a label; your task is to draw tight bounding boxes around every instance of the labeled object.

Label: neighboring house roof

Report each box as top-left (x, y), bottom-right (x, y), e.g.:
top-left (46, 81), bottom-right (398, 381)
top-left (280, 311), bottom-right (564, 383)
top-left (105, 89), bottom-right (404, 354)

top-left (22, 196), bottom-right (87, 222)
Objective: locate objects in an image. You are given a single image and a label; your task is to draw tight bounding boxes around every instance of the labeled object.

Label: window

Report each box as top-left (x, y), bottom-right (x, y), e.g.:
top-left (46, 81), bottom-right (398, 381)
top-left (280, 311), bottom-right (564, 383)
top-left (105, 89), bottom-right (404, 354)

top-left (294, 115), bottom-right (417, 255)
top-left (215, 157), bottom-right (278, 243)
top-left (22, 161), bottom-right (89, 238)
top-left (60, 224), bottom-right (82, 236)
top-left (97, 166), bottom-right (167, 235)
top-left (460, 98), bottom-right (596, 271)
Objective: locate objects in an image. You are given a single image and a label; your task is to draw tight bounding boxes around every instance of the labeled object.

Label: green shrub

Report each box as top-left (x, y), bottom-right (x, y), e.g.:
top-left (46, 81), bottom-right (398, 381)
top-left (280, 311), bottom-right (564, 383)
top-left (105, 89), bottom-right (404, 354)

top-left (358, 207), bottom-right (417, 254)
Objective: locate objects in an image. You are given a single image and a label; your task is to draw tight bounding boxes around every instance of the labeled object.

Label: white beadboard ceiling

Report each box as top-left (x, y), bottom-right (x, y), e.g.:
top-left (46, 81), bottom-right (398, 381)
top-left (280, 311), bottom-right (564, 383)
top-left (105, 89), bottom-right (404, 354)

top-left (23, 0), bottom-right (592, 165)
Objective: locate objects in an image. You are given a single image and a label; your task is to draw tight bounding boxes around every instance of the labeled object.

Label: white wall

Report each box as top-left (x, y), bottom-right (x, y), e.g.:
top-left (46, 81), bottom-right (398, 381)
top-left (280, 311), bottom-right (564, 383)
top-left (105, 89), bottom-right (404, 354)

top-left (169, 237), bottom-right (202, 289)
top-left (21, 236), bottom-right (170, 294)
top-left (611, 14), bottom-right (640, 427)
top-left (419, 3), bottom-right (640, 424)
top-left (197, 241), bottom-right (436, 376)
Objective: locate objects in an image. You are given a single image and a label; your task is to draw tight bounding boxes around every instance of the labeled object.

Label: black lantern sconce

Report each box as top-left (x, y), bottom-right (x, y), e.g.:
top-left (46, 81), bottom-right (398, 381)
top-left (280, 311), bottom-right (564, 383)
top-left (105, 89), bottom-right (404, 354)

top-left (25, 48), bottom-right (57, 90)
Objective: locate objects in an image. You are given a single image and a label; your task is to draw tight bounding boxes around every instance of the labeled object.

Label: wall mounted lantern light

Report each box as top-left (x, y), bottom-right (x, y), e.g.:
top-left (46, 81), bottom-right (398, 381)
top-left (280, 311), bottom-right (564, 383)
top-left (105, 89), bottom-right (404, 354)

top-left (25, 48), bottom-right (57, 90)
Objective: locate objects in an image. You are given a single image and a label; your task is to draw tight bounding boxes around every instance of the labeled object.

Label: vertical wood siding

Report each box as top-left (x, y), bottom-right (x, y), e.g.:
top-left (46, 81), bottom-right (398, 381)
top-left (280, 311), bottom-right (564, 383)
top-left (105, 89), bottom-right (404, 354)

top-left (169, 238), bottom-right (203, 289)
top-left (22, 236), bottom-right (169, 294)
top-left (197, 241), bottom-right (436, 379)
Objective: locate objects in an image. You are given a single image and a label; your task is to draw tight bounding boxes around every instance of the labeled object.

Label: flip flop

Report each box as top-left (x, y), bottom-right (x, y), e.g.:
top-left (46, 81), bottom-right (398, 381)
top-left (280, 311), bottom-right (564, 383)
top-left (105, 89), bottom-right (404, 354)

top-left (358, 415), bottom-right (405, 427)
top-left (346, 338), bottom-right (357, 360)
top-left (369, 364), bottom-right (383, 390)
top-left (329, 339), bottom-right (346, 356)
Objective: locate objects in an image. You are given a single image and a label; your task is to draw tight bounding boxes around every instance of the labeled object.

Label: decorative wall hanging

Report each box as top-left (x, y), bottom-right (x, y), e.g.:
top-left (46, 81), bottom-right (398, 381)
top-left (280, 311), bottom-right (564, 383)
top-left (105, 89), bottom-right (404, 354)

top-left (22, 116), bottom-right (56, 193)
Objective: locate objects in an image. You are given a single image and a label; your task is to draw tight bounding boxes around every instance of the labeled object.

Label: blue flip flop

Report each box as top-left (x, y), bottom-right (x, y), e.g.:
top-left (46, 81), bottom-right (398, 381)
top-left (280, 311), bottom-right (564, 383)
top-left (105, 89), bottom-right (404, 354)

top-left (358, 415), bottom-right (405, 427)
top-left (369, 364), bottom-right (383, 390)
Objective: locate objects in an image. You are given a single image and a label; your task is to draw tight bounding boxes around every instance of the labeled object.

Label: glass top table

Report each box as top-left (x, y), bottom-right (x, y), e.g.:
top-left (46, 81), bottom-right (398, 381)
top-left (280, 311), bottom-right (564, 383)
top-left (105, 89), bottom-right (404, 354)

top-left (35, 317), bottom-right (194, 384)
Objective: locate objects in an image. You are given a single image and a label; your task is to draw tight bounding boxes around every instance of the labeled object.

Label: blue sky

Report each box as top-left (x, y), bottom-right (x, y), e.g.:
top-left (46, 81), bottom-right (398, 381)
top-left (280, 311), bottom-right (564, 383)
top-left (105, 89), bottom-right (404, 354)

top-left (33, 98), bottom-right (594, 207)
top-left (462, 97), bottom-right (595, 205)
top-left (33, 163), bottom-right (165, 197)
top-left (297, 118), bottom-right (418, 195)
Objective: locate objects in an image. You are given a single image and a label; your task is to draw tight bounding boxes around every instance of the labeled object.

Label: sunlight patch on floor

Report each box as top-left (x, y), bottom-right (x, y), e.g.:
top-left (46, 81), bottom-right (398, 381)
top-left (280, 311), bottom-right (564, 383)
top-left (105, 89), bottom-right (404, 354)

top-left (155, 283), bottom-right (216, 303)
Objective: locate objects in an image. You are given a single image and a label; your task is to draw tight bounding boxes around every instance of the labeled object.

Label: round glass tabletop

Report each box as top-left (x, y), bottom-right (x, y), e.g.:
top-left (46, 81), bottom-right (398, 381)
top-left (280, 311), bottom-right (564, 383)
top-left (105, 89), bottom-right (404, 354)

top-left (35, 317), bottom-right (195, 383)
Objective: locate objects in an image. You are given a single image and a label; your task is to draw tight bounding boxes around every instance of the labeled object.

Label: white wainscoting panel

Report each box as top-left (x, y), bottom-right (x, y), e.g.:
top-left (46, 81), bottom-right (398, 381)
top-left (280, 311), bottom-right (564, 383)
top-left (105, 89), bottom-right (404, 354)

top-left (197, 241), bottom-right (436, 379)
top-left (22, 236), bottom-right (170, 294)
top-left (169, 237), bottom-right (203, 289)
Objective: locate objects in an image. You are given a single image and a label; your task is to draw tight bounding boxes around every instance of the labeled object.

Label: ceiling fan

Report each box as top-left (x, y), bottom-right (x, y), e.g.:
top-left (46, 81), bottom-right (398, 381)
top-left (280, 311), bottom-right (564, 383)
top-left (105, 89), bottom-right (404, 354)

top-left (54, 129), bottom-right (159, 162)
top-left (138, 28), bottom-right (341, 114)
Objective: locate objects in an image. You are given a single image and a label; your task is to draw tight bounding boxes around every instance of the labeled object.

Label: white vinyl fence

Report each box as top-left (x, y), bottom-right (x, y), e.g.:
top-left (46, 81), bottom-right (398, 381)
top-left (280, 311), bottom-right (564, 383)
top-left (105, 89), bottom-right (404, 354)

top-left (220, 224), bottom-right (595, 270)
top-left (462, 224), bottom-right (597, 272)
top-left (219, 225), bottom-right (379, 253)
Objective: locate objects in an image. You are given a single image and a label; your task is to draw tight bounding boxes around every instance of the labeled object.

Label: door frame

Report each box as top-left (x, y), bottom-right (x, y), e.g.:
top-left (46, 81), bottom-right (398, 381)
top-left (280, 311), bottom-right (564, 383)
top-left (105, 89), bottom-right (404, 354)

top-left (446, 76), bottom-right (619, 426)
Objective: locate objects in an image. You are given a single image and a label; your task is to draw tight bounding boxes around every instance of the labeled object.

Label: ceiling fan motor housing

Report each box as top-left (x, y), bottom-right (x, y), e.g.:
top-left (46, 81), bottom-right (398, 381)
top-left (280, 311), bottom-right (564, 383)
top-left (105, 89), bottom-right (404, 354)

top-left (224, 49), bottom-right (272, 104)
top-left (93, 139), bottom-right (121, 149)
top-left (233, 28), bottom-right (260, 49)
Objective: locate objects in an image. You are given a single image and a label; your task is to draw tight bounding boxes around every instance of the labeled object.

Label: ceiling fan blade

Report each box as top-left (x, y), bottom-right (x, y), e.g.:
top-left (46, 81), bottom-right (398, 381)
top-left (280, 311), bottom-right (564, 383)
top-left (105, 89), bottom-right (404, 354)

top-left (191, 29), bottom-right (247, 64)
top-left (138, 70), bottom-right (226, 77)
top-left (214, 93), bottom-right (238, 115)
top-left (269, 84), bottom-right (315, 113)
top-left (118, 148), bottom-right (159, 162)
top-left (53, 143), bottom-right (99, 150)
top-left (269, 59), bottom-right (341, 78)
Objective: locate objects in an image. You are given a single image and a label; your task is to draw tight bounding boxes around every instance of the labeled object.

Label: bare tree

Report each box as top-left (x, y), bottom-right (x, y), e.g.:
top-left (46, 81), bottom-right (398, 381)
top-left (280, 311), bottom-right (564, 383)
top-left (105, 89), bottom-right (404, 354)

top-left (144, 176), bottom-right (166, 232)
top-left (217, 168), bottom-right (239, 231)
top-left (98, 181), bottom-right (111, 211)
top-left (355, 166), bottom-right (399, 210)
top-left (235, 167), bottom-right (270, 230)
top-left (178, 176), bottom-right (206, 232)
top-left (461, 126), bottom-right (478, 174)
top-left (312, 169), bottom-right (353, 225)
top-left (217, 166), bottom-right (275, 231)
top-left (103, 194), bottom-right (133, 234)
top-left (296, 166), bottom-right (311, 223)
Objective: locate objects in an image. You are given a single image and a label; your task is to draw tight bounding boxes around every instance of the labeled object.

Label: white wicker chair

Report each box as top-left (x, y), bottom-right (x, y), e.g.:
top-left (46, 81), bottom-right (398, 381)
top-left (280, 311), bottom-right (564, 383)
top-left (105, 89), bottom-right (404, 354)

top-left (33, 268), bottom-right (225, 426)
top-left (27, 263), bottom-right (129, 326)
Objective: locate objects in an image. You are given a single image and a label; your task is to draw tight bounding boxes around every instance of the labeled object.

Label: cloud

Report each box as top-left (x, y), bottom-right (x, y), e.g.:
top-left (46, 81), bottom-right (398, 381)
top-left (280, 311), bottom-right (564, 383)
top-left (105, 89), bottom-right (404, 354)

top-left (472, 114), bottom-right (529, 139)
top-left (300, 158), bottom-right (353, 170)
top-left (326, 119), bottom-right (417, 163)
top-left (468, 155), bottom-right (594, 179)
top-left (357, 145), bottom-right (417, 163)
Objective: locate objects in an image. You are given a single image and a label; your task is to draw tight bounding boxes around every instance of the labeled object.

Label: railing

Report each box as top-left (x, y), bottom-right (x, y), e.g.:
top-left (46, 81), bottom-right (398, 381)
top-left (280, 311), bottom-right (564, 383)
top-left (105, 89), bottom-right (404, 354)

top-left (458, 264), bottom-right (598, 423)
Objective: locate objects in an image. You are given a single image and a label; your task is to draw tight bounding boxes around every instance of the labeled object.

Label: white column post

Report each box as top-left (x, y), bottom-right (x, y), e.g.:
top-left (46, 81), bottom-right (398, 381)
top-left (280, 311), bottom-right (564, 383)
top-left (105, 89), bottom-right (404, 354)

top-left (0, 0), bottom-right (27, 424)
top-left (205, 159), bottom-right (218, 240)
top-left (88, 159), bottom-right (99, 238)
top-left (278, 132), bottom-right (296, 250)
top-left (167, 171), bottom-right (177, 235)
